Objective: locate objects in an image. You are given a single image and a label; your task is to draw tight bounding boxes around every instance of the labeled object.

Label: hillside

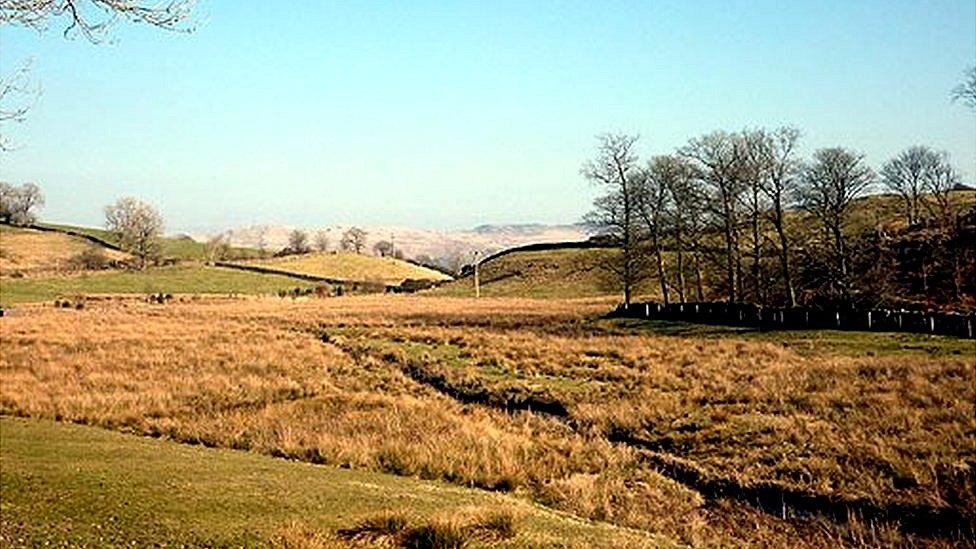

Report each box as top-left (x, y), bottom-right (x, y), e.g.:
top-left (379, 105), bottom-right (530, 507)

top-left (432, 248), bottom-right (655, 299)
top-left (241, 252), bottom-right (452, 284)
top-left (0, 265), bottom-right (315, 306)
top-left (35, 222), bottom-right (260, 261)
top-left (0, 225), bottom-right (129, 277)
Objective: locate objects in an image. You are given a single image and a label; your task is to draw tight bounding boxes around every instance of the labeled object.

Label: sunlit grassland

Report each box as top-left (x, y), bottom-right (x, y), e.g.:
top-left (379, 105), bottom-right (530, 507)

top-left (431, 248), bottom-right (648, 299)
top-left (0, 265), bottom-right (315, 306)
top-left (243, 251), bottom-right (452, 284)
top-left (0, 417), bottom-right (658, 548)
top-left (0, 295), bottom-right (971, 546)
top-left (0, 225), bottom-right (129, 277)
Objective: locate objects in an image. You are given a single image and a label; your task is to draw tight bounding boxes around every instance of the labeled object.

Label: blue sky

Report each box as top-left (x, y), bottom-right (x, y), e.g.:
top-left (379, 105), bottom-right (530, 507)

top-left (1, 1), bottom-right (973, 232)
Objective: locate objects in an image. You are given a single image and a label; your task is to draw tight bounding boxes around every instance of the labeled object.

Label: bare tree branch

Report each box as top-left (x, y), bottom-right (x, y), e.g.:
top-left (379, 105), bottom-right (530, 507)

top-left (0, 0), bottom-right (196, 42)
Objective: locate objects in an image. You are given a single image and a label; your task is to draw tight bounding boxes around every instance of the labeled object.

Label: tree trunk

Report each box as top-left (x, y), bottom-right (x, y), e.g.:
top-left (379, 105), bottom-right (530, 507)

top-left (653, 226), bottom-right (669, 306)
top-left (693, 243), bottom-right (704, 301)
top-left (675, 239), bottom-right (686, 303)
top-left (832, 223), bottom-right (848, 301)
top-left (772, 201), bottom-right (796, 307)
top-left (750, 188), bottom-right (764, 306)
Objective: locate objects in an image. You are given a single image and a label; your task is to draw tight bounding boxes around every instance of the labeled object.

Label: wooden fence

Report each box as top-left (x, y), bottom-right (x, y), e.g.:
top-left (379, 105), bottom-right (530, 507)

top-left (609, 301), bottom-right (976, 339)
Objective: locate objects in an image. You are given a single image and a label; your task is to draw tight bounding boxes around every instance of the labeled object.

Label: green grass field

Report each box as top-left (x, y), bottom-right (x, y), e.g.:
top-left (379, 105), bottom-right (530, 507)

top-left (35, 222), bottom-right (259, 261)
top-left (0, 417), bottom-right (661, 547)
top-left (243, 252), bottom-right (452, 284)
top-left (0, 265), bottom-right (315, 306)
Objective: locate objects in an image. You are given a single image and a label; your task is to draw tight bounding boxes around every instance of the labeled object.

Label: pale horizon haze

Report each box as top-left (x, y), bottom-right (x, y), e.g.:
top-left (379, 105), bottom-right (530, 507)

top-left (0, 1), bottom-right (974, 234)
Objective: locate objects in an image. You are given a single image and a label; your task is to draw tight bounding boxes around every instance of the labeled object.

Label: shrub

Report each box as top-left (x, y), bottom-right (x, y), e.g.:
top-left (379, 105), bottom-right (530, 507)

top-left (67, 246), bottom-right (110, 271)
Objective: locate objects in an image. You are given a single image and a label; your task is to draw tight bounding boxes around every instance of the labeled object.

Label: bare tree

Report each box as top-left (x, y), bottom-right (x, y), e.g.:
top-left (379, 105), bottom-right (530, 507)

top-left (881, 146), bottom-right (941, 226)
top-left (740, 129), bottom-right (771, 306)
top-left (754, 127), bottom-right (802, 307)
top-left (951, 66), bottom-right (976, 111)
top-left (286, 230), bottom-right (310, 254)
top-left (583, 133), bottom-right (647, 305)
top-left (639, 156), bottom-right (684, 305)
top-left (373, 240), bottom-right (394, 257)
top-left (205, 234), bottom-right (231, 263)
top-left (313, 231), bottom-right (329, 252)
top-left (0, 60), bottom-right (39, 151)
top-left (340, 227), bottom-right (367, 254)
top-left (104, 196), bottom-right (163, 269)
top-left (1, 1), bottom-right (195, 147)
top-left (0, 181), bottom-right (44, 225)
top-left (922, 151), bottom-right (962, 223)
top-left (921, 152), bottom-right (964, 298)
top-left (680, 131), bottom-right (746, 303)
top-left (798, 148), bottom-right (874, 301)
top-left (664, 159), bottom-right (707, 301)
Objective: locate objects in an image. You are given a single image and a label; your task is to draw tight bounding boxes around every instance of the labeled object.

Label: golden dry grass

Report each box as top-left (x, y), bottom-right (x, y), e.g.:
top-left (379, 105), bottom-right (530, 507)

top-left (0, 225), bottom-right (128, 277)
top-left (1, 295), bottom-right (972, 547)
top-left (244, 251), bottom-right (452, 284)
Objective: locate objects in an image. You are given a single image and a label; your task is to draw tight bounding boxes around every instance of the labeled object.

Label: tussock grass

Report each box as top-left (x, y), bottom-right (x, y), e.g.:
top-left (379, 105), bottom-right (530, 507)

top-left (1, 295), bottom-right (971, 546)
top-left (338, 506), bottom-right (518, 548)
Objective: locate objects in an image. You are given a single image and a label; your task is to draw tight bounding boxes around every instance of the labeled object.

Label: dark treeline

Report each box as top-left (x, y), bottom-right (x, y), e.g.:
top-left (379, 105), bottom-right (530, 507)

top-left (584, 129), bottom-right (975, 310)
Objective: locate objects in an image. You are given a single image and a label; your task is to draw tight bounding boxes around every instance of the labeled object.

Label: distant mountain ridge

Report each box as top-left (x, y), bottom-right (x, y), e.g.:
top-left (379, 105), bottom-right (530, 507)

top-left (208, 223), bottom-right (594, 270)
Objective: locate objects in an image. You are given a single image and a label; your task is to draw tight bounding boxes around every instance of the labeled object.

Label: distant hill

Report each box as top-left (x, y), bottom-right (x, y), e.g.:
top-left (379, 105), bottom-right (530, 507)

top-left (240, 252), bottom-right (452, 285)
top-left (213, 223), bottom-right (593, 270)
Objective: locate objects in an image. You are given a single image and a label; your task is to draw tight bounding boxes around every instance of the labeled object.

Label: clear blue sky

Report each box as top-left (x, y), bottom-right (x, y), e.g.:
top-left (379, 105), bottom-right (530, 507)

top-left (1, 1), bottom-right (974, 232)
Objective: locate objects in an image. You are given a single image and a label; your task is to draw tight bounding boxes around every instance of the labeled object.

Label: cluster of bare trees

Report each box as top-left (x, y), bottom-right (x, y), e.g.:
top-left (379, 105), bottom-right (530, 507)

top-left (585, 129), bottom-right (970, 308)
top-left (278, 227), bottom-right (373, 256)
top-left (0, 181), bottom-right (44, 225)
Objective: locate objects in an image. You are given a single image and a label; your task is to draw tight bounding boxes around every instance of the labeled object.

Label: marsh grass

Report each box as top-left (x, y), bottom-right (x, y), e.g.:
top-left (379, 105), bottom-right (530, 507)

top-left (1, 295), bottom-right (971, 547)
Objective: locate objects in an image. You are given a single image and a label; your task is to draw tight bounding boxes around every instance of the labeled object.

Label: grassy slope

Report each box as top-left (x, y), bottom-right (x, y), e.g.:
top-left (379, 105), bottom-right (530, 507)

top-left (0, 417), bottom-right (657, 547)
top-left (35, 222), bottom-right (259, 261)
top-left (432, 248), bottom-right (648, 299)
top-left (0, 225), bottom-right (128, 277)
top-left (0, 265), bottom-right (315, 306)
top-left (244, 251), bottom-right (453, 284)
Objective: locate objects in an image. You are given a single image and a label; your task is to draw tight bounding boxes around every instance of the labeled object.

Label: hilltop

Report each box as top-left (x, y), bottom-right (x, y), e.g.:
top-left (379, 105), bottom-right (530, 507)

top-left (242, 251), bottom-right (452, 285)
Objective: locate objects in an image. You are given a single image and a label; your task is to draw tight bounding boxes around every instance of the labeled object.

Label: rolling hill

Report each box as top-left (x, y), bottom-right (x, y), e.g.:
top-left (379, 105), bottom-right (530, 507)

top-left (34, 222), bottom-right (260, 261)
top-left (240, 252), bottom-right (452, 285)
top-left (0, 224), bottom-right (129, 277)
top-left (431, 247), bottom-right (654, 299)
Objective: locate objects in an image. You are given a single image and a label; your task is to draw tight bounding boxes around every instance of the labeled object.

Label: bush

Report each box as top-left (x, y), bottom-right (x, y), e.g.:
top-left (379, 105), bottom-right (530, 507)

top-left (67, 246), bottom-right (110, 271)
